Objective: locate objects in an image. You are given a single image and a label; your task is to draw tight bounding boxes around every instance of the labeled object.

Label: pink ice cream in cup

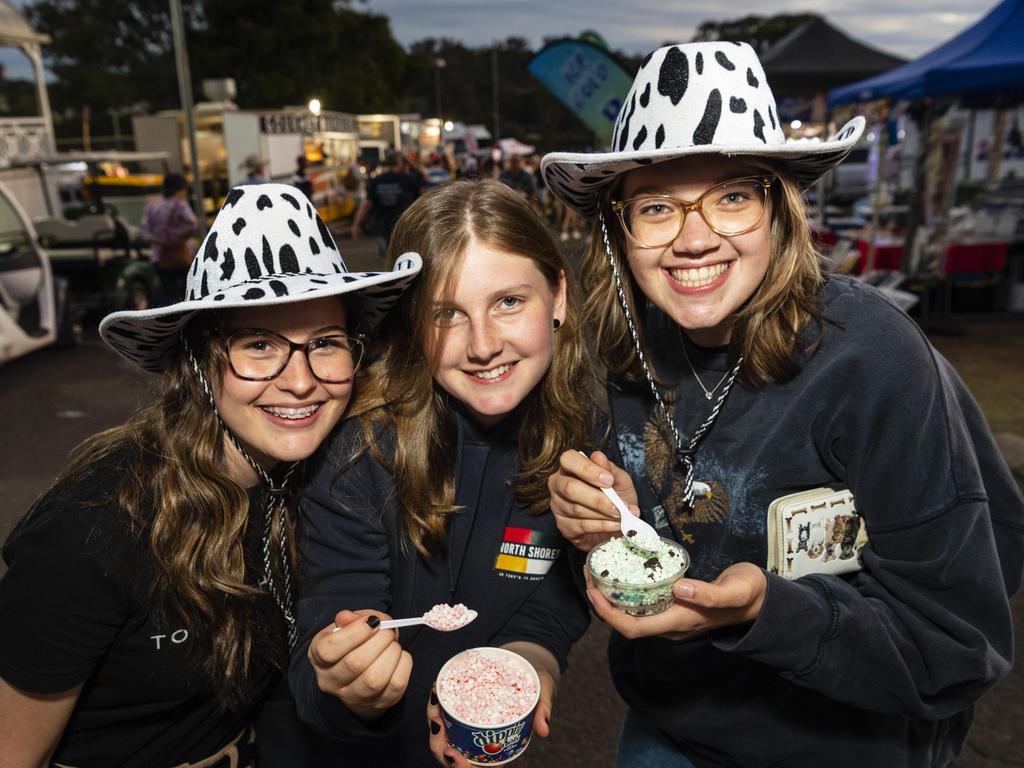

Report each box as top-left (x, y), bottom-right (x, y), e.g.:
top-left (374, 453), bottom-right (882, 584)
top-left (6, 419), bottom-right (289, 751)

top-left (436, 647), bottom-right (541, 765)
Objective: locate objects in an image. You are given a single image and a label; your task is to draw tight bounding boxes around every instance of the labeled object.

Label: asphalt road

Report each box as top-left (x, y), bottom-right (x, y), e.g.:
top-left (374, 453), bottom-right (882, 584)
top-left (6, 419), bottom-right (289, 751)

top-left (0, 228), bottom-right (1019, 767)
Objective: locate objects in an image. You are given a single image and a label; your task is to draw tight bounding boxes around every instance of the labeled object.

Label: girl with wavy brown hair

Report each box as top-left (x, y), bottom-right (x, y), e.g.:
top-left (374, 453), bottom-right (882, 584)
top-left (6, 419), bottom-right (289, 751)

top-left (542, 42), bottom-right (1022, 768)
top-left (0, 183), bottom-right (421, 767)
top-left (289, 179), bottom-right (595, 767)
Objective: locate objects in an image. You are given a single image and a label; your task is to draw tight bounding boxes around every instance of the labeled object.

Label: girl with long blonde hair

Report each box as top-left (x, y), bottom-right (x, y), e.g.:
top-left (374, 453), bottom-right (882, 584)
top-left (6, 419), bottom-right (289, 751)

top-left (290, 179), bottom-right (595, 767)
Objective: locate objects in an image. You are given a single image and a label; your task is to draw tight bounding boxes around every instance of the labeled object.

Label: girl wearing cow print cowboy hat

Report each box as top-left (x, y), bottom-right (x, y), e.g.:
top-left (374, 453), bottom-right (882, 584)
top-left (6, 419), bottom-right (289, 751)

top-left (544, 42), bottom-right (1023, 768)
top-left (0, 183), bottom-right (421, 767)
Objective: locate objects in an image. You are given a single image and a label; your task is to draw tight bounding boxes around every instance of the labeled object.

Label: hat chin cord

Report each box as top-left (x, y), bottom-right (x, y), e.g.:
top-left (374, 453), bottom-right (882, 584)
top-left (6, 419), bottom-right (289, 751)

top-left (184, 337), bottom-right (299, 648)
top-left (598, 213), bottom-right (743, 509)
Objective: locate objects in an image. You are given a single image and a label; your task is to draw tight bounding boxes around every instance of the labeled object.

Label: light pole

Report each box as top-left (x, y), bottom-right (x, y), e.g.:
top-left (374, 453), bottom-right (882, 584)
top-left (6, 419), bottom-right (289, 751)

top-left (433, 57), bottom-right (446, 121)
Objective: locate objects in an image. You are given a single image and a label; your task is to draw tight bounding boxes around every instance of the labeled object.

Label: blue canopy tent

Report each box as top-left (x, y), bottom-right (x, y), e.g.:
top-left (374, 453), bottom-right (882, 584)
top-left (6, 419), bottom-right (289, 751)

top-left (828, 0), bottom-right (1024, 106)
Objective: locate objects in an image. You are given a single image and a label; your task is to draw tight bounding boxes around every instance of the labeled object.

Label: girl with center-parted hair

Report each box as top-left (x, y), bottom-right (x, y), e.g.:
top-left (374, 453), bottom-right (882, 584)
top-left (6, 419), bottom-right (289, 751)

top-left (289, 178), bottom-right (595, 767)
top-left (0, 183), bottom-right (421, 767)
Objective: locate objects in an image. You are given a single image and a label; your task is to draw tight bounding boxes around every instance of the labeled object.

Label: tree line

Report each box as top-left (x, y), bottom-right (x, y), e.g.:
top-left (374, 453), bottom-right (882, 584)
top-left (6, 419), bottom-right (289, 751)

top-left (25, 0), bottom-right (810, 152)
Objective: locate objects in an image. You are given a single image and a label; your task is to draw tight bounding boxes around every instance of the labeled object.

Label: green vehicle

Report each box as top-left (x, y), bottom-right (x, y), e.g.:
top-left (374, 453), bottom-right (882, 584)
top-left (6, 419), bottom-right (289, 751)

top-left (12, 152), bottom-right (168, 317)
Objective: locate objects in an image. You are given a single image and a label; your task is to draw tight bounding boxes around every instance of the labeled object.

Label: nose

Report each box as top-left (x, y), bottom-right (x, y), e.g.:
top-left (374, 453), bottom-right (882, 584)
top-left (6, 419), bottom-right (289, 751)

top-left (274, 349), bottom-right (318, 395)
top-left (672, 207), bottom-right (720, 256)
top-left (467, 317), bottom-right (502, 362)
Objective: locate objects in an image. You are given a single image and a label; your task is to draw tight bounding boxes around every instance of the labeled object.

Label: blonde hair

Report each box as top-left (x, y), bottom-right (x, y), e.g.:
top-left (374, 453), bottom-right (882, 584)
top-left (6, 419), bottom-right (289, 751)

top-left (347, 179), bottom-right (597, 556)
top-left (19, 317), bottom-right (297, 712)
top-left (580, 160), bottom-right (825, 387)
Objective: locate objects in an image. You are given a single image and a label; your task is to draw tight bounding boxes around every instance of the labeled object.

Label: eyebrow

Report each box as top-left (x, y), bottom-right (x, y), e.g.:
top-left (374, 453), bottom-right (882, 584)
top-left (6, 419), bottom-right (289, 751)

top-left (627, 173), bottom-right (750, 197)
top-left (431, 283), bottom-right (535, 307)
top-left (227, 324), bottom-right (349, 335)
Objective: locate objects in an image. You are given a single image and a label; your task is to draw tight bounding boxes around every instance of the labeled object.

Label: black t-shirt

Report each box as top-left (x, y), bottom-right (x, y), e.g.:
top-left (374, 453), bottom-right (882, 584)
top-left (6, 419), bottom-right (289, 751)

top-left (365, 170), bottom-right (421, 239)
top-left (0, 459), bottom-right (283, 767)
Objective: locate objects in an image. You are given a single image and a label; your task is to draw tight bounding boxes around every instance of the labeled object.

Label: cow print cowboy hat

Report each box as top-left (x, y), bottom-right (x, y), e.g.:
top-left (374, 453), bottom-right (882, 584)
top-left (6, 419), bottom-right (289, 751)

top-left (100, 183), bottom-right (422, 373)
top-left (541, 42), bottom-right (865, 217)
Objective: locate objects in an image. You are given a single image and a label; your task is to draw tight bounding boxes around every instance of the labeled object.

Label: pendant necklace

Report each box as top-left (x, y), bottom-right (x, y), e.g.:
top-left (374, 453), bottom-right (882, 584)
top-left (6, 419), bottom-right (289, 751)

top-left (681, 341), bottom-right (731, 400)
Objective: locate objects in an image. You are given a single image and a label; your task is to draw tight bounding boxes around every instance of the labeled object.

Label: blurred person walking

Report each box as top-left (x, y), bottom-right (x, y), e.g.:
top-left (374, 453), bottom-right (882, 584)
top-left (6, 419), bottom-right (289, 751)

top-left (140, 172), bottom-right (197, 306)
top-left (351, 151), bottom-right (422, 257)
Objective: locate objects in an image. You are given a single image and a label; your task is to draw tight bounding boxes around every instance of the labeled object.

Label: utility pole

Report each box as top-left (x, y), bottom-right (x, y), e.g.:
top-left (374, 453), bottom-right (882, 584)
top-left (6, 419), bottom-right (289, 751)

top-left (170, 0), bottom-right (205, 235)
top-left (491, 44), bottom-right (500, 144)
top-left (434, 57), bottom-right (446, 121)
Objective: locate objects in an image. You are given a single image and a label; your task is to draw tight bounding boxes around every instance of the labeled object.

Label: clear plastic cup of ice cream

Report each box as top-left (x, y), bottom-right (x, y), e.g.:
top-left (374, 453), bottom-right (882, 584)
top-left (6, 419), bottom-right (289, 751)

top-left (586, 535), bottom-right (690, 616)
top-left (436, 647), bottom-right (540, 765)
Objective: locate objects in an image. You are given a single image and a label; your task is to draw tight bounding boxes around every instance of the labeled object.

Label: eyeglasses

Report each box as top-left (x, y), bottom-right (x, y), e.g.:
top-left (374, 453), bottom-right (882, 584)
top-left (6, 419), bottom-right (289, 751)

top-left (612, 176), bottom-right (773, 247)
top-left (222, 328), bottom-right (366, 384)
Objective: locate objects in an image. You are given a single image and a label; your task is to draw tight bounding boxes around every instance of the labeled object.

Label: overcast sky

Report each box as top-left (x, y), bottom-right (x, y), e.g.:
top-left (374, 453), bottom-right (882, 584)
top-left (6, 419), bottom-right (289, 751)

top-left (362, 0), bottom-right (992, 60)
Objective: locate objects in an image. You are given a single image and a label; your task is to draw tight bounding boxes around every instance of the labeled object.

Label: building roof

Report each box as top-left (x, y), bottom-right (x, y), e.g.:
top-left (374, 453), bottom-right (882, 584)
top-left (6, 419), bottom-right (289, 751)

top-left (0, 0), bottom-right (50, 47)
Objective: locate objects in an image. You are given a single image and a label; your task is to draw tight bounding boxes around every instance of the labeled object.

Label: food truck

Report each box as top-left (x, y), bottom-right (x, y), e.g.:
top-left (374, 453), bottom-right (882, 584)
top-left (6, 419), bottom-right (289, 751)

top-left (133, 106), bottom-right (362, 221)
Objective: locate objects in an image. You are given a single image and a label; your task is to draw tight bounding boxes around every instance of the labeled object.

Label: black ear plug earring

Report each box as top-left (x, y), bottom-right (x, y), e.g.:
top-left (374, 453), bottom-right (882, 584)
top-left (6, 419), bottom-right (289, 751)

top-left (553, 318), bottom-right (561, 330)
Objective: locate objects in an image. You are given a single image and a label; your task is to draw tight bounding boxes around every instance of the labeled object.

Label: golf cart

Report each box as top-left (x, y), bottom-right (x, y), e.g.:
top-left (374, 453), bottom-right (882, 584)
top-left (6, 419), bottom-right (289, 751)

top-left (11, 152), bottom-right (166, 316)
top-left (0, 179), bottom-right (76, 365)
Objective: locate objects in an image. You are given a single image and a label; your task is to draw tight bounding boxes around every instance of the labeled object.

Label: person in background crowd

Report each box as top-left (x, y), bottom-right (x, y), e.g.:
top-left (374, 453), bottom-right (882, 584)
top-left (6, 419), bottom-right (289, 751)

top-left (139, 172), bottom-right (198, 306)
top-left (543, 41), bottom-right (1024, 768)
top-left (290, 179), bottom-right (594, 767)
top-left (292, 154), bottom-right (314, 199)
top-left (425, 153), bottom-right (452, 187)
top-left (500, 153), bottom-right (535, 202)
top-left (0, 183), bottom-right (422, 767)
top-left (351, 150), bottom-right (423, 257)
top-left (239, 154), bottom-right (268, 185)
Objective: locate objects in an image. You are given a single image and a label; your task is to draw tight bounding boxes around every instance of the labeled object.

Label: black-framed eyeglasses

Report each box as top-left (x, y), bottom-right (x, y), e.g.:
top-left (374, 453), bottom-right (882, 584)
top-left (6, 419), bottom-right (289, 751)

top-left (611, 176), bottom-right (773, 247)
top-left (222, 328), bottom-right (366, 384)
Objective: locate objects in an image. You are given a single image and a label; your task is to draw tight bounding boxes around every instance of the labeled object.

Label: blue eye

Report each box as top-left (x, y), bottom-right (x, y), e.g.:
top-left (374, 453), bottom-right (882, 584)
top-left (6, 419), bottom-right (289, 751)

top-left (499, 296), bottom-right (522, 309)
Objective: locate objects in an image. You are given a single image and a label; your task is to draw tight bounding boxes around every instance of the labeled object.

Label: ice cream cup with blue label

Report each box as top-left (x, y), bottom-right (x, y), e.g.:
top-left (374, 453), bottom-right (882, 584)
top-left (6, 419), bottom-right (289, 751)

top-left (436, 647), bottom-right (541, 765)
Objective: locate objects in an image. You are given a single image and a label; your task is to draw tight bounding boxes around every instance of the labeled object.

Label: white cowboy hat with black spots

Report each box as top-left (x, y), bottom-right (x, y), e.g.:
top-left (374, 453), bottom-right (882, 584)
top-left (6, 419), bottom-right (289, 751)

top-left (541, 41), bottom-right (865, 216)
top-left (100, 182), bottom-right (422, 372)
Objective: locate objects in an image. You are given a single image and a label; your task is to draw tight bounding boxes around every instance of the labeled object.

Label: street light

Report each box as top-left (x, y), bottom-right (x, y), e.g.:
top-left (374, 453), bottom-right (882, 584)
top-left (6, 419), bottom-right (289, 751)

top-left (433, 57), bottom-right (446, 121)
top-left (308, 98), bottom-right (321, 116)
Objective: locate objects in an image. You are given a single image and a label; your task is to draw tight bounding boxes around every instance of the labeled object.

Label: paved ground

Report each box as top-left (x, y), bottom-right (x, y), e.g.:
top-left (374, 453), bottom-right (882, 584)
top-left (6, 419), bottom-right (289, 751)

top-left (0, 227), bottom-right (1020, 766)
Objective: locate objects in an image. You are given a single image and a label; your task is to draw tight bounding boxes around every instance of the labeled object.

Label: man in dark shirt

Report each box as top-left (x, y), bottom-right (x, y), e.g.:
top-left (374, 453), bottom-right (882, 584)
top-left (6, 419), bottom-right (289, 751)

top-left (499, 154), bottom-right (535, 202)
top-left (351, 152), bottom-right (422, 256)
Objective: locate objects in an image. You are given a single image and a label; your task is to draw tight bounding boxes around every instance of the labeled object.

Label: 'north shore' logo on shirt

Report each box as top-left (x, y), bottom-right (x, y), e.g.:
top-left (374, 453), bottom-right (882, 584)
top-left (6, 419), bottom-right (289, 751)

top-left (494, 526), bottom-right (561, 580)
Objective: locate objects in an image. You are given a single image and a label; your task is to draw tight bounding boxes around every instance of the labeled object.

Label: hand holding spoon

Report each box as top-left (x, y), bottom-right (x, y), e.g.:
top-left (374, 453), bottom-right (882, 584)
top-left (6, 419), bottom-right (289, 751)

top-left (334, 603), bottom-right (478, 633)
top-left (577, 450), bottom-right (660, 552)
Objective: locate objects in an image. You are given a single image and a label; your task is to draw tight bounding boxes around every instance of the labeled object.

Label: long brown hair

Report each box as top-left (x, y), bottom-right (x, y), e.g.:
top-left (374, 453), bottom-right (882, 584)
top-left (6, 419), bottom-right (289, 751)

top-left (348, 179), bottom-right (596, 556)
top-left (581, 160), bottom-right (825, 387)
top-left (21, 316), bottom-right (297, 712)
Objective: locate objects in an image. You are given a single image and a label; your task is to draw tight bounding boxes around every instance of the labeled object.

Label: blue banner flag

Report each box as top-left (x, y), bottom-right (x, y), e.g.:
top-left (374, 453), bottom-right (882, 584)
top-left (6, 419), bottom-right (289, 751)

top-left (527, 38), bottom-right (633, 147)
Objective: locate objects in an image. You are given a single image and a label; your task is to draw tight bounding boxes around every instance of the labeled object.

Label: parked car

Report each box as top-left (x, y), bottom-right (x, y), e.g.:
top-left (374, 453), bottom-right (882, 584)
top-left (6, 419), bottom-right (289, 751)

top-left (0, 180), bottom-right (76, 365)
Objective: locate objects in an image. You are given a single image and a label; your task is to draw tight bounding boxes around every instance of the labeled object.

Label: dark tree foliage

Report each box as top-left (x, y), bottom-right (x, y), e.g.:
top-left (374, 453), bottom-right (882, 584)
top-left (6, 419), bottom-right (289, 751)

top-left (26, 0), bottom-right (200, 138)
top-left (24, 0), bottom-right (801, 152)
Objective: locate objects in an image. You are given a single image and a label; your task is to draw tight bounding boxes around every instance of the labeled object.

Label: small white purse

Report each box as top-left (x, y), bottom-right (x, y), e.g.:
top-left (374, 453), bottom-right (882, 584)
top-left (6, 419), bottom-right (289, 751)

top-left (766, 488), bottom-right (868, 580)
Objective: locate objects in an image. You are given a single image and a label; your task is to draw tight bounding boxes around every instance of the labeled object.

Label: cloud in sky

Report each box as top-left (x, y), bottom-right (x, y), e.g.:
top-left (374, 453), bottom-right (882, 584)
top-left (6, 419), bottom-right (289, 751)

top-left (365, 0), bottom-right (991, 60)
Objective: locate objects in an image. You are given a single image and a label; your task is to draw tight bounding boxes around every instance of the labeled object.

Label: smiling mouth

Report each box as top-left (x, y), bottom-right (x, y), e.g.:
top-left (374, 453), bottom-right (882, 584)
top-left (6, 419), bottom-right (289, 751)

top-left (260, 404), bottom-right (322, 420)
top-left (668, 262), bottom-right (730, 288)
top-left (469, 362), bottom-right (514, 380)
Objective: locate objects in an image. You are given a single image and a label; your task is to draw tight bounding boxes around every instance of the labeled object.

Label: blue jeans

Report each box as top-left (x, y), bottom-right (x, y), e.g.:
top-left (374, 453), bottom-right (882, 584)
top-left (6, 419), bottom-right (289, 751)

top-left (616, 708), bottom-right (697, 768)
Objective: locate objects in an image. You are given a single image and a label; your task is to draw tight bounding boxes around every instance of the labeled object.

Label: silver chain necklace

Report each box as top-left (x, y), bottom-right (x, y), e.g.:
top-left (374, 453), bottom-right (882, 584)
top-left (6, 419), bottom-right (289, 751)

top-left (600, 214), bottom-right (743, 508)
top-left (680, 339), bottom-right (732, 400)
top-left (185, 338), bottom-right (299, 649)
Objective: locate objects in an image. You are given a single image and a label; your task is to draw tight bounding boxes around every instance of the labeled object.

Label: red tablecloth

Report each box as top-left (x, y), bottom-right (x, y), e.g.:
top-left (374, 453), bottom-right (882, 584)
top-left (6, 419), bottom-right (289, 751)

top-left (855, 239), bottom-right (1009, 275)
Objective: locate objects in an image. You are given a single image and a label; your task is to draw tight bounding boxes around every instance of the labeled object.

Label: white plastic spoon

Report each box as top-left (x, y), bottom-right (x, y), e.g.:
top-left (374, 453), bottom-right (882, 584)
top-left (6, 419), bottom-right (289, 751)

top-left (333, 603), bottom-right (478, 633)
top-left (578, 450), bottom-right (660, 552)
top-left (380, 603), bottom-right (478, 631)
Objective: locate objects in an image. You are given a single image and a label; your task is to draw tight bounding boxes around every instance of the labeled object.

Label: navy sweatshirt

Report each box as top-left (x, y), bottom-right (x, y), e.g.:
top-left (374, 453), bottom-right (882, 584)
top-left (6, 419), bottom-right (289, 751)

top-left (597, 275), bottom-right (1024, 768)
top-left (289, 407), bottom-right (590, 767)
